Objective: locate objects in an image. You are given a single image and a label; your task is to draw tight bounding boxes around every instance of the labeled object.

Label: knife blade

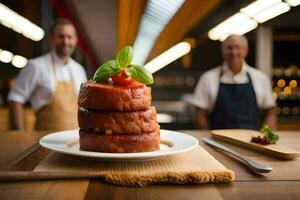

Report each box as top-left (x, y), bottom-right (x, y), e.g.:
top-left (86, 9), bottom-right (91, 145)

top-left (202, 137), bottom-right (272, 174)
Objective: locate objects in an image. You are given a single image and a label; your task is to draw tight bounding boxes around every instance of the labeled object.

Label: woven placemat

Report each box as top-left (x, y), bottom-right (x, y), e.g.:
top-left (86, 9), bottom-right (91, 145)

top-left (34, 146), bottom-right (234, 187)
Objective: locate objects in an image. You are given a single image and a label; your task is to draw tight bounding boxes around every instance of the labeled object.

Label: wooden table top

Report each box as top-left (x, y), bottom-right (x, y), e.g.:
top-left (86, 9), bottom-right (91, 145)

top-left (0, 130), bottom-right (300, 200)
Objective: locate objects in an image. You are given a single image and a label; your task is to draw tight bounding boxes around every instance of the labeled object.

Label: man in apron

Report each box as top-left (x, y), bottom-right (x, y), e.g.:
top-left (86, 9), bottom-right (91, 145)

top-left (8, 18), bottom-right (87, 131)
top-left (194, 34), bottom-right (276, 130)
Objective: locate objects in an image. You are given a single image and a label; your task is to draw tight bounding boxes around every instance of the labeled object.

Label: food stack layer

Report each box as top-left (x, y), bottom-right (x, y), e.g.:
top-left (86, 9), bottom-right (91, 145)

top-left (78, 81), bottom-right (160, 153)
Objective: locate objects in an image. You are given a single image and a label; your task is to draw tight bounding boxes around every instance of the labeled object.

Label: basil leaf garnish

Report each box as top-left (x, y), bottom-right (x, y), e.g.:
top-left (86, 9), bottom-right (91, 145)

top-left (129, 65), bottom-right (153, 84)
top-left (116, 46), bottom-right (133, 68)
top-left (92, 46), bottom-right (154, 85)
top-left (93, 60), bottom-right (120, 82)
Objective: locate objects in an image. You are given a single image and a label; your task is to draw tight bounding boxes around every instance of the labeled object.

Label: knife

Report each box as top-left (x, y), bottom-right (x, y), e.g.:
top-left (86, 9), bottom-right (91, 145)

top-left (202, 137), bottom-right (272, 174)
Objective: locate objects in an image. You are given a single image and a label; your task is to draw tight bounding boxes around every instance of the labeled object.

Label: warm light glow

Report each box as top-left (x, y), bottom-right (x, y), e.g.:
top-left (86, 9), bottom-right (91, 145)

top-left (254, 2), bottom-right (290, 23)
top-left (283, 86), bottom-right (292, 95)
top-left (0, 49), bottom-right (13, 63)
top-left (286, 0), bottom-right (300, 7)
top-left (144, 42), bottom-right (191, 73)
top-left (289, 80), bottom-right (298, 88)
top-left (0, 3), bottom-right (45, 41)
top-left (277, 79), bottom-right (286, 88)
top-left (240, 0), bottom-right (281, 17)
top-left (12, 55), bottom-right (27, 68)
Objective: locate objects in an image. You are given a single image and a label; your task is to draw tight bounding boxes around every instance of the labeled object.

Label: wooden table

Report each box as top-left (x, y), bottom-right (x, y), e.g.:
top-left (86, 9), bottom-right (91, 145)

top-left (0, 130), bottom-right (299, 200)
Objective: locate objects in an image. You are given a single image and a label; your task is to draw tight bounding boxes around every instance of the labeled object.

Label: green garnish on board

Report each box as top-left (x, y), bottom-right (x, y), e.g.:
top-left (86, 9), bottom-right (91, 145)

top-left (260, 124), bottom-right (279, 144)
top-left (251, 124), bottom-right (279, 145)
top-left (93, 46), bottom-right (153, 84)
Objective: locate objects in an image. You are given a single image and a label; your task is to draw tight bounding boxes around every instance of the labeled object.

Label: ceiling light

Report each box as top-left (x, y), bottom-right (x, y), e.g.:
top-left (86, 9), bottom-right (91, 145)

top-left (241, 0), bottom-right (281, 17)
top-left (208, 13), bottom-right (251, 40)
top-left (12, 55), bottom-right (27, 68)
top-left (132, 0), bottom-right (185, 65)
top-left (219, 19), bottom-right (258, 41)
top-left (208, 0), bottom-right (296, 41)
top-left (0, 3), bottom-right (45, 41)
top-left (0, 48), bottom-right (28, 68)
top-left (285, 0), bottom-right (300, 6)
top-left (254, 2), bottom-right (290, 23)
top-left (144, 42), bottom-right (191, 73)
top-left (0, 49), bottom-right (13, 63)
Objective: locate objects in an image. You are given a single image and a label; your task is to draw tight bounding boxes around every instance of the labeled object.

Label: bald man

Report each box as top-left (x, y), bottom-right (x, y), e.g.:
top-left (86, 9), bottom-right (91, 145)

top-left (194, 34), bottom-right (277, 130)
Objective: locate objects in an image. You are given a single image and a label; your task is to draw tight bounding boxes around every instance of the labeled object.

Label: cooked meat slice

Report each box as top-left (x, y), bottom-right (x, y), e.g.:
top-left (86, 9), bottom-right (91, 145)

top-left (79, 129), bottom-right (160, 153)
top-left (78, 107), bottom-right (159, 134)
top-left (78, 81), bottom-right (151, 111)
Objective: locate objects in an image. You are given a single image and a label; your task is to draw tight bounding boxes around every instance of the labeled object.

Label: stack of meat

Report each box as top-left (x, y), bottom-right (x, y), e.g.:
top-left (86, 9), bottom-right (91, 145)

top-left (77, 81), bottom-right (160, 153)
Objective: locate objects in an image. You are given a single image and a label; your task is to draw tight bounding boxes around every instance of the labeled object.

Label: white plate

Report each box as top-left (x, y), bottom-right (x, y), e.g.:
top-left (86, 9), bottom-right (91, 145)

top-left (39, 129), bottom-right (199, 161)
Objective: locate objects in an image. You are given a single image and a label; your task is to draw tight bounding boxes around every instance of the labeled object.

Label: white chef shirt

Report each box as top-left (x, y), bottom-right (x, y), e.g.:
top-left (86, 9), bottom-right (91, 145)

top-left (8, 51), bottom-right (87, 112)
top-left (193, 62), bottom-right (275, 112)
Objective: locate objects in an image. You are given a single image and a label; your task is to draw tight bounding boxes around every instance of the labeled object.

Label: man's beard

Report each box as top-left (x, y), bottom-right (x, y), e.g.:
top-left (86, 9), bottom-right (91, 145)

top-left (55, 46), bottom-right (75, 57)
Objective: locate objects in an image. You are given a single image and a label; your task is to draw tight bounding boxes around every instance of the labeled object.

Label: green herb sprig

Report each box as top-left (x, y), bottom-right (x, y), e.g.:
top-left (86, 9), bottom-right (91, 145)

top-left (260, 124), bottom-right (279, 144)
top-left (93, 46), bottom-right (153, 84)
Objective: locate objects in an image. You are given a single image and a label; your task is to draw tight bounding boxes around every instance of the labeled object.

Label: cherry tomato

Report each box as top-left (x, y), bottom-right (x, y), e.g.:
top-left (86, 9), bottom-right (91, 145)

top-left (111, 69), bottom-right (134, 86)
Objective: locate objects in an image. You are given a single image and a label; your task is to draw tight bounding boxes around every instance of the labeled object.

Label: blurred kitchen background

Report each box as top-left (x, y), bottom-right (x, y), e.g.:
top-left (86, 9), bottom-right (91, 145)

top-left (0, 0), bottom-right (300, 131)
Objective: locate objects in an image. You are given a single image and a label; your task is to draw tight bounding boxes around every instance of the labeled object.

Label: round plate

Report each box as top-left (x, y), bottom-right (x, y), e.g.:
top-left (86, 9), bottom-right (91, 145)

top-left (39, 129), bottom-right (199, 161)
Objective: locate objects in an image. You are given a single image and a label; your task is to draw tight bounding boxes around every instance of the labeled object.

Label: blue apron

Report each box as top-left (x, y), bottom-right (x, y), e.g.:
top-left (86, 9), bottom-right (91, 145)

top-left (210, 69), bottom-right (260, 130)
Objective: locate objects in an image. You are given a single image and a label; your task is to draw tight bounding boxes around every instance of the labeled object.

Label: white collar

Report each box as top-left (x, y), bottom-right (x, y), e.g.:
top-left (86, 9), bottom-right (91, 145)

top-left (220, 62), bottom-right (249, 83)
top-left (221, 62), bottom-right (248, 77)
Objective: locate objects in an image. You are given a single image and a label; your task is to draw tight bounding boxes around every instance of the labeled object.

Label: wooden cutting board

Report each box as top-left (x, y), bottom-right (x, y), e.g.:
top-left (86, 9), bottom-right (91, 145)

top-left (211, 129), bottom-right (300, 160)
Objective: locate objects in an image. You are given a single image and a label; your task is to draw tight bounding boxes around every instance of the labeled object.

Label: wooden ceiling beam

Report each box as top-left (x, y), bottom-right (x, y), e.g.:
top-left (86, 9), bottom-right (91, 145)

top-left (118, 0), bottom-right (147, 49)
